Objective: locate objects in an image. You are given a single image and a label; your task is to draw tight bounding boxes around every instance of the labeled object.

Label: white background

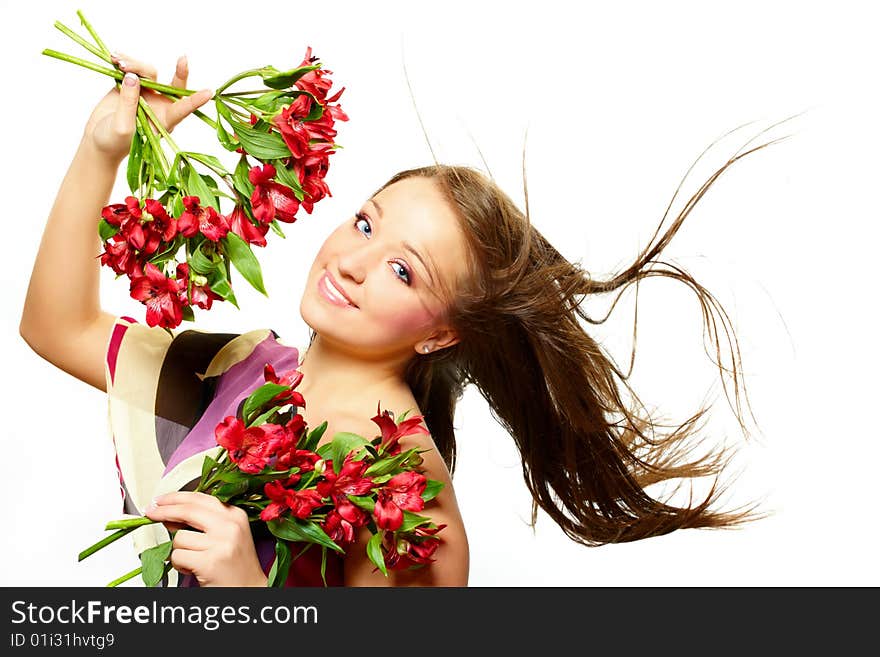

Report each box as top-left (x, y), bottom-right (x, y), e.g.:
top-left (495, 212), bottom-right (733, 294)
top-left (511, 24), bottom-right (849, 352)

top-left (1, 0), bottom-right (877, 586)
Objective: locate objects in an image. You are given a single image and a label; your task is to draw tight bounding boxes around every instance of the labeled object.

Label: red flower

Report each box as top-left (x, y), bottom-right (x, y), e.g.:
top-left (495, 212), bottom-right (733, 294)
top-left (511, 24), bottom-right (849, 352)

top-left (128, 261), bottom-right (186, 328)
top-left (214, 416), bottom-right (286, 474)
top-left (176, 196), bottom-right (230, 241)
top-left (294, 47), bottom-right (336, 103)
top-left (384, 524), bottom-right (447, 571)
top-left (141, 199), bottom-right (178, 254)
top-left (260, 480), bottom-right (324, 522)
top-left (101, 196), bottom-right (142, 228)
top-left (371, 404), bottom-right (430, 456)
top-left (273, 94), bottom-right (314, 159)
top-left (321, 508), bottom-right (364, 548)
top-left (373, 471), bottom-right (427, 531)
top-left (99, 239), bottom-right (141, 278)
top-left (248, 163), bottom-right (300, 224)
top-left (228, 204), bottom-right (269, 247)
top-left (263, 363), bottom-right (306, 408)
top-left (175, 262), bottom-right (222, 311)
top-left (316, 453), bottom-right (374, 524)
top-left (293, 146), bottom-right (333, 214)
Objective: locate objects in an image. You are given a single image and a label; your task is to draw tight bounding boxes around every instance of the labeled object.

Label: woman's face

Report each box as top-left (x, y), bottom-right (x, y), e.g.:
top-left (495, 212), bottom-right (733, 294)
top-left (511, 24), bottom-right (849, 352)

top-left (300, 176), bottom-right (470, 358)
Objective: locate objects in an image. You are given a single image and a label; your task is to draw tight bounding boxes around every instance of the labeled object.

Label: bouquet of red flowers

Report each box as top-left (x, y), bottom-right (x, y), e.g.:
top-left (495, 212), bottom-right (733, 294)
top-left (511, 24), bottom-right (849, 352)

top-left (79, 362), bottom-right (447, 587)
top-left (44, 10), bottom-right (348, 328)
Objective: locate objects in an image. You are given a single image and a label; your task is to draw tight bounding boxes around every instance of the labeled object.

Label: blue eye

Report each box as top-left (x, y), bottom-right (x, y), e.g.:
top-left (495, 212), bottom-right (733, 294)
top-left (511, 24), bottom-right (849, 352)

top-left (353, 212), bottom-right (412, 286)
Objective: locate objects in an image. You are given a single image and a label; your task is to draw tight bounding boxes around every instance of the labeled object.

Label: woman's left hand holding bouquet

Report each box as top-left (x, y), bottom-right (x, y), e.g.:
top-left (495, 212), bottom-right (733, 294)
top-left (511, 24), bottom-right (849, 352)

top-left (145, 491), bottom-right (268, 587)
top-left (84, 51), bottom-right (213, 165)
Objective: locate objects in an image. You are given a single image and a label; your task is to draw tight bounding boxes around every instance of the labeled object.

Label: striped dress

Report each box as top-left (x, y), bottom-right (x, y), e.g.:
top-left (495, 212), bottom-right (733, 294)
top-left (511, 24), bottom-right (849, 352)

top-left (104, 315), bottom-right (344, 586)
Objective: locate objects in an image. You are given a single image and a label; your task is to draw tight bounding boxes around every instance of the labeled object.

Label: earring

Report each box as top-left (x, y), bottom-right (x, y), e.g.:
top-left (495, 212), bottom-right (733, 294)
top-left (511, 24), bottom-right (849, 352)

top-left (422, 345), bottom-right (430, 353)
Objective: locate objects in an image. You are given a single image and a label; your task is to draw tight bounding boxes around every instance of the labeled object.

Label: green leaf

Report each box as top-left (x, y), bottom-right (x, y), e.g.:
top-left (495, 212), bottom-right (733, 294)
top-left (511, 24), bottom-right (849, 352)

top-left (235, 124), bottom-right (291, 160)
top-left (216, 116), bottom-right (239, 152)
top-left (347, 494), bottom-right (376, 513)
top-left (140, 540), bottom-right (172, 587)
top-left (222, 231), bottom-right (268, 297)
top-left (214, 480), bottom-right (248, 501)
top-left (328, 432), bottom-right (370, 474)
top-left (242, 383), bottom-right (289, 423)
top-left (366, 531), bottom-right (388, 577)
top-left (269, 219), bottom-right (286, 238)
top-left (126, 132), bottom-right (144, 192)
top-left (259, 64), bottom-right (321, 89)
top-left (250, 404), bottom-right (286, 427)
top-left (364, 449), bottom-right (416, 477)
top-left (267, 539), bottom-right (291, 587)
top-left (182, 151), bottom-right (229, 176)
top-left (172, 193), bottom-right (185, 218)
top-left (421, 479), bottom-right (445, 503)
top-left (301, 421), bottom-right (327, 451)
top-left (181, 304), bottom-right (195, 323)
top-left (98, 218), bottom-right (119, 242)
top-left (189, 239), bottom-right (220, 275)
top-left (186, 165), bottom-right (219, 212)
top-left (232, 156), bottom-right (255, 201)
top-left (206, 273), bottom-right (239, 309)
top-left (399, 511), bottom-right (432, 533)
top-left (270, 159), bottom-right (304, 198)
top-left (267, 517), bottom-right (343, 553)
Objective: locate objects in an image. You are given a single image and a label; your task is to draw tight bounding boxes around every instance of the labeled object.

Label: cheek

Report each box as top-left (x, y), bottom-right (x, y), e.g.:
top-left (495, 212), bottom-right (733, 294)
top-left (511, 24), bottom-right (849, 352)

top-left (374, 295), bottom-right (435, 336)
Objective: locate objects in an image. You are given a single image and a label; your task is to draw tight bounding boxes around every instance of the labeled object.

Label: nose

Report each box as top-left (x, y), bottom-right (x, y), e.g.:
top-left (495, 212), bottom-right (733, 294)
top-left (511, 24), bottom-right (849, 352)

top-left (336, 242), bottom-right (370, 284)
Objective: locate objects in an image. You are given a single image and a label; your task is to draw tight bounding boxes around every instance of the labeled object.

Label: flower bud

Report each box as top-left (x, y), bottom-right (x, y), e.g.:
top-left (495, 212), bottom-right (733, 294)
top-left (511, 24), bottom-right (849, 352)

top-left (313, 459), bottom-right (326, 475)
top-left (396, 538), bottom-right (411, 555)
top-left (191, 273), bottom-right (208, 287)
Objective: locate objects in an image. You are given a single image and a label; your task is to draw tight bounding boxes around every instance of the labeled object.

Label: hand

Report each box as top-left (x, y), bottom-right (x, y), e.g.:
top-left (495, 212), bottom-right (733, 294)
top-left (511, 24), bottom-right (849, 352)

top-left (145, 491), bottom-right (268, 587)
top-left (82, 52), bottom-right (214, 166)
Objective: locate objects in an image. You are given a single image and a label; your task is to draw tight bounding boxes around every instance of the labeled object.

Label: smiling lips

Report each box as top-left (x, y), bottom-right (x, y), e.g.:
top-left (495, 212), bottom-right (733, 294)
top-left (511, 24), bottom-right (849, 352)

top-left (318, 271), bottom-right (358, 308)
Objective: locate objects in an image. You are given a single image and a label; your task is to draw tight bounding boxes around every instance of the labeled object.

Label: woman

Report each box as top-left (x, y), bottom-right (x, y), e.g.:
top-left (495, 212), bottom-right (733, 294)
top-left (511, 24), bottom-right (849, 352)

top-left (19, 52), bottom-right (776, 587)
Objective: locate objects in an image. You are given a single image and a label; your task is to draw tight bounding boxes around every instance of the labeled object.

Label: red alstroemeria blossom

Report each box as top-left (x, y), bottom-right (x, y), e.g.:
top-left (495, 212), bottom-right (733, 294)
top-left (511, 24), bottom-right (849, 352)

top-left (214, 416), bottom-right (287, 474)
top-left (248, 164), bottom-right (300, 224)
top-left (263, 363), bottom-right (306, 408)
top-left (176, 196), bottom-right (230, 241)
top-left (316, 454), bottom-right (374, 524)
top-left (260, 480), bottom-right (324, 522)
top-left (128, 261), bottom-right (186, 328)
top-left (371, 404), bottom-right (430, 456)
top-left (99, 239), bottom-right (141, 278)
top-left (101, 196), bottom-right (142, 228)
top-left (229, 204), bottom-right (270, 247)
top-left (273, 94), bottom-right (314, 160)
top-left (175, 262), bottom-right (222, 311)
top-left (141, 198), bottom-right (178, 254)
top-left (373, 471), bottom-right (427, 532)
top-left (321, 508), bottom-right (364, 548)
top-left (384, 523), bottom-right (447, 571)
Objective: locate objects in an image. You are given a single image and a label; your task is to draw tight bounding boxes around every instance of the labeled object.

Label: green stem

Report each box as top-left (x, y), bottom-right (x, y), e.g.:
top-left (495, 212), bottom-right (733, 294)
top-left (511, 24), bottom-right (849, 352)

top-left (215, 68), bottom-right (266, 95)
top-left (107, 565), bottom-right (143, 588)
top-left (138, 98), bottom-right (182, 154)
top-left (221, 89), bottom-right (271, 97)
top-left (137, 110), bottom-right (170, 178)
top-left (76, 10), bottom-right (111, 55)
top-left (78, 528), bottom-right (131, 562)
top-left (105, 516), bottom-right (157, 531)
top-left (53, 20), bottom-right (108, 63)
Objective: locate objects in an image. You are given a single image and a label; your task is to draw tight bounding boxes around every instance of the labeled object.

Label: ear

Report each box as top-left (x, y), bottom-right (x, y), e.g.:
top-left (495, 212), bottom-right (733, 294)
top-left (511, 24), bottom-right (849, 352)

top-left (420, 326), bottom-right (460, 352)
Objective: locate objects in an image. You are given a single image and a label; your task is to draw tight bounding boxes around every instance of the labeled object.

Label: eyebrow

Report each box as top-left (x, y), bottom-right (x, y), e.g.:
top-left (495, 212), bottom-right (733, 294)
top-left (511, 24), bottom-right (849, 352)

top-left (368, 197), bottom-right (436, 286)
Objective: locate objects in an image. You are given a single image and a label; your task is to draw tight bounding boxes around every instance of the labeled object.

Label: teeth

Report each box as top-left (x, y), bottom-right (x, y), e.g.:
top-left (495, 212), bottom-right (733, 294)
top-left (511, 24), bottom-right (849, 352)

top-left (325, 276), bottom-right (351, 305)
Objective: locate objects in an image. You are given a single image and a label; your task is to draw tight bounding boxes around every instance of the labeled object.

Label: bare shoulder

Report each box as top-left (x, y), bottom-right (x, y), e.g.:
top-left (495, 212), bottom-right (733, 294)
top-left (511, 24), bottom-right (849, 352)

top-left (334, 387), bottom-right (470, 587)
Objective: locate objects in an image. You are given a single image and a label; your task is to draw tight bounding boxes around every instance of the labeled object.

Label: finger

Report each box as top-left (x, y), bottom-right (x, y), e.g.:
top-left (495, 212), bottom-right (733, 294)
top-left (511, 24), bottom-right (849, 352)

top-left (166, 88), bottom-right (214, 131)
top-left (146, 502), bottom-right (216, 532)
top-left (154, 491), bottom-right (224, 511)
top-left (111, 72), bottom-right (141, 138)
top-left (109, 52), bottom-right (158, 81)
top-left (169, 547), bottom-right (201, 575)
top-left (169, 55), bottom-right (188, 89)
top-left (172, 528), bottom-right (210, 551)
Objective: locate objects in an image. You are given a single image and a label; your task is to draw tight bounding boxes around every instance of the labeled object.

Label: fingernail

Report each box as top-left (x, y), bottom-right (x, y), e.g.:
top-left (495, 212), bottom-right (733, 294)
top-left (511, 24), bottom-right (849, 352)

top-left (117, 60), bottom-right (127, 70)
top-left (146, 496), bottom-right (159, 510)
top-left (123, 72), bottom-right (138, 87)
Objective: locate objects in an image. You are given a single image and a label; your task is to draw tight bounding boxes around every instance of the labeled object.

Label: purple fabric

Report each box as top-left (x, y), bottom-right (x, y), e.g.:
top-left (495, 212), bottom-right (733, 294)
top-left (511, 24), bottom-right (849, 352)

top-left (163, 333), bottom-right (301, 476)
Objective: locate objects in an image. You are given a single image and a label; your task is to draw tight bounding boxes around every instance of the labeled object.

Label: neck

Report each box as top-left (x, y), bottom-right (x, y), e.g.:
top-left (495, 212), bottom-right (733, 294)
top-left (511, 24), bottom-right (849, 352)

top-left (294, 332), bottom-right (411, 411)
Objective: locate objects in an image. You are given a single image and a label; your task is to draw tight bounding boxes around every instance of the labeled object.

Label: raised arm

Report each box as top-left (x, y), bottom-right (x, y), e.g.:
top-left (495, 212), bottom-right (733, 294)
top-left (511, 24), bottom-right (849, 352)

top-left (18, 54), bottom-right (213, 392)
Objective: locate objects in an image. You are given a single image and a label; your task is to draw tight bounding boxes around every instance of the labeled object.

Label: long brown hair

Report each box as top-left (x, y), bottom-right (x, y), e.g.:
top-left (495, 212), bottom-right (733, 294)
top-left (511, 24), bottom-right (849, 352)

top-left (312, 118), bottom-right (795, 546)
